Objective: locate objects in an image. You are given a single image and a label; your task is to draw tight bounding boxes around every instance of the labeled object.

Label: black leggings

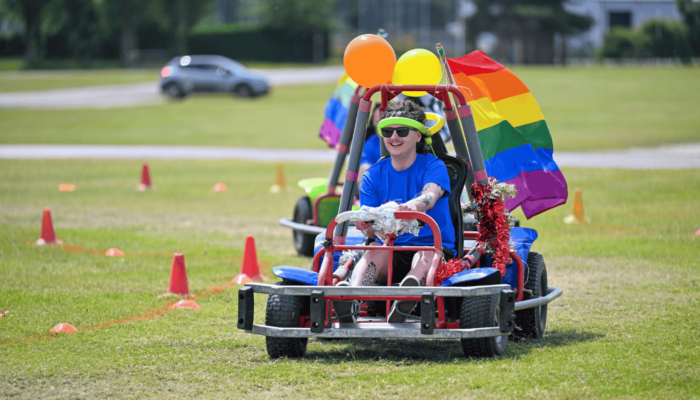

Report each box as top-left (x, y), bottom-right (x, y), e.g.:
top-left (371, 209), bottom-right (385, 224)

top-left (390, 247), bottom-right (454, 285)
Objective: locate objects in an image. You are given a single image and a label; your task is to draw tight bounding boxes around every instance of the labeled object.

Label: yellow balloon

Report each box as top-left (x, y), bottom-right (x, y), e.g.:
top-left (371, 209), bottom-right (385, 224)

top-left (392, 49), bottom-right (443, 96)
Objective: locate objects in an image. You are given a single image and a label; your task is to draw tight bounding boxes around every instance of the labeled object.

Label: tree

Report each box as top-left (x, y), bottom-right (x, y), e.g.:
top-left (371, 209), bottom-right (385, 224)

top-left (98, 0), bottom-right (159, 67)
top-left (257, 0), bottom-right (336, 62)
top-left (1, 0), bottom-right (52, 64)
top-left (677, 0), bottom-right (700, 56)
top-left (467, 0), bottom-right (592, 63)
top-left (40, 0), bottom-right (101, 60)
top-left (163, 0), bottom-right (214, 55)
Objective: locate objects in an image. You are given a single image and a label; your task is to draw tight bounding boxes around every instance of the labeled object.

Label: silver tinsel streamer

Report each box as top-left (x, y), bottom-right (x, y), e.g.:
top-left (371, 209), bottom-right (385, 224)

top-left (338, 250), bottom-right (364, 268)
top-left (335, 202), bottom-right (422, 239)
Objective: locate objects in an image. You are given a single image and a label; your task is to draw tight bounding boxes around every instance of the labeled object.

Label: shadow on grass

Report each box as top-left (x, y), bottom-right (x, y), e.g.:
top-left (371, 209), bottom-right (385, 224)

top-left (281, 329), bottom-right (605, 364)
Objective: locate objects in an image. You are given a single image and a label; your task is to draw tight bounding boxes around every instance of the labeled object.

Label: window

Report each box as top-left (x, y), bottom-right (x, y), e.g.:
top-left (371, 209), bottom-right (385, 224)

top-left (609, 11), bottom-right (632, 29)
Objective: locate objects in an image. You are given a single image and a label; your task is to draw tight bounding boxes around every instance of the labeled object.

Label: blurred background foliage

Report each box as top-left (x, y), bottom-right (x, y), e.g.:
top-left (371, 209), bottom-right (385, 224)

top-left (1, 0), bottom-right (699, 68)
top-left (0, 0), bottom-right (334, 67)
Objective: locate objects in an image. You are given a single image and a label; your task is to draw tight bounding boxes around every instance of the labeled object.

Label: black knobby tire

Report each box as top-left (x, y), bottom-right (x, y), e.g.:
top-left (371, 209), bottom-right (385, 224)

top-left (265, 281), bottom-right (309, 358)
top-left (460, 294), bottom-right (508, 358)
top-left (164, 82), bottom-right (185, 99)
top-left (514, 252), bottom-right (548, 339)
top-left (292, 196), bottom-right (316, 257)
top-left (235, 84), bottom-right (253, 98)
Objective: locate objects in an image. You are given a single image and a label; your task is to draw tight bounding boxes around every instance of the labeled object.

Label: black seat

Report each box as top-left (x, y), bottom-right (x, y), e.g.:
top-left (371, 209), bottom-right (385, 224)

top-left (429, 133), bottom-right (468, 259)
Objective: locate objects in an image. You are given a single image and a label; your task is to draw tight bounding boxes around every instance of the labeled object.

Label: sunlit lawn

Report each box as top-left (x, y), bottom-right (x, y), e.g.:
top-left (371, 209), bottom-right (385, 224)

top-left (1, 159), bottom-right (698, 398)
top-left (1, 67), bottom-right (699, 151)
top-left (0, 69), bottom-right (158, 92)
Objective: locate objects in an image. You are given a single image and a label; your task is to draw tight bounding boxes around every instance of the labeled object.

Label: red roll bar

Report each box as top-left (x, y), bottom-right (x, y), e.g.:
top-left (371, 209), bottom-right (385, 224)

top-left (362, 85), bottom-right (467, 112)
top-left (324, 211), bottom-right (442, 250)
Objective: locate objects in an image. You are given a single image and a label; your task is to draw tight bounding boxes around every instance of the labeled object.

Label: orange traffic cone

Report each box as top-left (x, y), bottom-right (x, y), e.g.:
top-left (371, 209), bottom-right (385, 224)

top-left (138, 163), bottom-right (151, 190)
top-left (564, 189), bottom-right (590, 224)
top-left (232, 236), bottom-right (267, 284)
top-left (270, 163), bottom-right (286, 193)
top-left (213, 183), bottom-right (227, 192)
top-left (167, 253), bottom-right (190, 296)
top-left (50, 323), bottom-right (77, 334)
top-left (36, 208), bottom-right (62, 245)
top-left (105, 248), bottom-right (124, 257)
top-left (170, 299), bottom-right (200, 310)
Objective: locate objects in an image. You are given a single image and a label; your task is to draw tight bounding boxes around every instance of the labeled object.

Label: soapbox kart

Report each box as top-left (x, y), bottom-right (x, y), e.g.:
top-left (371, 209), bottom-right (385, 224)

top-left (237, 84), bottom-right (562, 358)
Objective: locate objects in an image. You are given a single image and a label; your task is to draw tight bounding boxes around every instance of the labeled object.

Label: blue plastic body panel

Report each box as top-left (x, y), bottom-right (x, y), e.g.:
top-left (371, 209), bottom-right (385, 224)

top-left (272, 266), bottom-right (318, 286)
top-left (510, 227), bottom-right (538, 282)
top-left (313, 227), bottom-right (365, 271)
top-left (445, 227), bottom-right (538, 288)
top-left (440, 267), bottom-right (501, 287)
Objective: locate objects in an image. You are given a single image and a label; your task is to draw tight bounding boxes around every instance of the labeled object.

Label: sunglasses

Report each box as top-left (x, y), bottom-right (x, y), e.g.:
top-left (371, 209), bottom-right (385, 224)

top-left (380, 127), bottom-right (414, 138)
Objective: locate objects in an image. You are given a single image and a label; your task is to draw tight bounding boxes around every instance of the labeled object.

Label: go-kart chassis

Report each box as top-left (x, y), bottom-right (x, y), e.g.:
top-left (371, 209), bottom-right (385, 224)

top-left (238, 212), bottom-right (563, 341)
top-left (238, 283), bottom-right (561, 340)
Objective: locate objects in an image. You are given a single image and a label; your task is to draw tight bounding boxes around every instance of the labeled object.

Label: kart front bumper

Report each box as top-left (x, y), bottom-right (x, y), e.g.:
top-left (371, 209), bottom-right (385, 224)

top-left (237, 283), bottom-right (565, 339)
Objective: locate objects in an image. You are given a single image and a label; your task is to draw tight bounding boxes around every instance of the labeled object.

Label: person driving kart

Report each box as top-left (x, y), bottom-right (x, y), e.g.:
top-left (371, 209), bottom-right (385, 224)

top-left (337, 99), bottom-right (455, 323)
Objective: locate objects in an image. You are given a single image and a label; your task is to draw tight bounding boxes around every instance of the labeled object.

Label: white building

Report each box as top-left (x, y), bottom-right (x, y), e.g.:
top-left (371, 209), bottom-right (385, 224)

top-left (564, 0), bottom-right (684, 57)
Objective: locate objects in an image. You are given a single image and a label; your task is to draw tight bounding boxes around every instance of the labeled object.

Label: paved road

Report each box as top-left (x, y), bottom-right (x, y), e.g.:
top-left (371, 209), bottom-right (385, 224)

top-left (0, 66), bottom-right (345, 109)
top-left (1, 143), bottom-right (698, 169)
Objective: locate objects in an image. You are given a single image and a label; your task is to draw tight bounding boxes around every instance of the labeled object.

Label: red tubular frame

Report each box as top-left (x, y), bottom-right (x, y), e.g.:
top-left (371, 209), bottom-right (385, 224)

top-left (510, 251), bottom-right (525, 302)
top-left (315, 182), bottom-right (525, 327)
top-left (320, 212), bottom-right (445, 318)
top-left (362, 85), bottom-right (467, 112)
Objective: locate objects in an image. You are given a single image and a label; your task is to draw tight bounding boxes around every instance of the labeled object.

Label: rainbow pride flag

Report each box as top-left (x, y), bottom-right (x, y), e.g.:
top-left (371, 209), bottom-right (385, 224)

top-left (447, 51), bottom-right (567, 218)
top-left (318, 72), bottom-right (359, 147)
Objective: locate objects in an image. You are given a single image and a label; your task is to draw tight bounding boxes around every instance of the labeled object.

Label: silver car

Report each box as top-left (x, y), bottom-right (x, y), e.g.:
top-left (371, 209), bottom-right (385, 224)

top-left (160, 55), bottom-right (270, 99)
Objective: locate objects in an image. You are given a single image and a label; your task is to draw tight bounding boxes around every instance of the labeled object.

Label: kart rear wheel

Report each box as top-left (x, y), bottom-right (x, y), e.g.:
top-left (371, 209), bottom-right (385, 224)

top-left (265, 281), bottom-right (309, 358)
top-left (460, 294), bottom-right (508, 358)
top-left (514, 252), bottom-right (548, 339)
top-left (292, 196), bottom-right (316, 257)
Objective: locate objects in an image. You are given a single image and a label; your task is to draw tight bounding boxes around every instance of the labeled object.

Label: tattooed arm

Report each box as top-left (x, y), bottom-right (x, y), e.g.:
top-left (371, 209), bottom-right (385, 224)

top-left (397, 183), bottom-right (446, 213)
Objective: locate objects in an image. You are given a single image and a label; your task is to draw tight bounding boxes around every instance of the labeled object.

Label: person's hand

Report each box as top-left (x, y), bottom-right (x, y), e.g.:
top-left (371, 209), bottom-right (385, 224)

top-left (396, 203), bottom-right (419, 213)
top-left (355, 220), bottom-right (371, 231)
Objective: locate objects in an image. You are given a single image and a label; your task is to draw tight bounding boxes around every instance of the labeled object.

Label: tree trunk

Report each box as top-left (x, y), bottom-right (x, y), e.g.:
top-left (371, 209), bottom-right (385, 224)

top-left (312, 28), bottom-right (325, 63)
top-left (175, 0), bottom-right (188, 55)
top-left (24, 2), bottom-right (43, 64)
top-left (121, 0), bottom-right (134, 68)
top-left (562, 34), bottom-right (568, 66)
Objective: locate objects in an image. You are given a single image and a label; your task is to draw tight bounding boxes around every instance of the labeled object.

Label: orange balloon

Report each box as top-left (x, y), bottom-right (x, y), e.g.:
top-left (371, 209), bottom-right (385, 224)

top-left (343, 34), bottom-right (395, 88)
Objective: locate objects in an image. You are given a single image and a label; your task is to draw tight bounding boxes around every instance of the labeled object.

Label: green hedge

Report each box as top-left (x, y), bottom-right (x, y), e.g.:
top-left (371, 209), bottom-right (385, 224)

top-left (188, 26), bottom-right (329, 63)
top-left (600, 20), bottom-right (695, 59)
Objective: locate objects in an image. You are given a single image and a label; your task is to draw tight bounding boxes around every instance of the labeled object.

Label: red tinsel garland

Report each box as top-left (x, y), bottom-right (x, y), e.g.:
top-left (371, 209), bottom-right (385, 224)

top-left (434, 180), bottom-right (511, 285)
top-left (471, 181), bottom-right (510, 277)
top-left (434, 257), bottom-right (469, 286)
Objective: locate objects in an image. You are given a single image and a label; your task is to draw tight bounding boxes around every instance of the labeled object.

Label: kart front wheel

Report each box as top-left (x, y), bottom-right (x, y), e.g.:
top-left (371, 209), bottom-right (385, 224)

top-left (514, 252), bottom-right (548, 339)
top-left (460, 294), bottom-right (508, 358)
top-left (292, 196), bottom-right (316, 257)
top-left (265, 281), bottom-right (309, 358)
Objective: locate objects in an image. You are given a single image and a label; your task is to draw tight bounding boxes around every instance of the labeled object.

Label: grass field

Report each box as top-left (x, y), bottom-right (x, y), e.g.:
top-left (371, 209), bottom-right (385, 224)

top-left (1, 67), bottom-right (699, 150)
top-left (0, 70), bottom-right (158, 93)
top-left (1, 159), bottom-right (698, 398)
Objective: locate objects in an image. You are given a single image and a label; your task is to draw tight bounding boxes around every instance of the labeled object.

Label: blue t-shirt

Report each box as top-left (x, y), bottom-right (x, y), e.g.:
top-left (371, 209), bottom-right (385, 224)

top-left (360, 153), bottom-right (455, 252)
top-left (361, 132), bottom-right (381, 166)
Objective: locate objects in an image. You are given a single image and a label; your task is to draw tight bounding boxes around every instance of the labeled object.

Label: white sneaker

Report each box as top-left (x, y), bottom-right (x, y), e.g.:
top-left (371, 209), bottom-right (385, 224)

top-left (387, 276), bottom-right (420, 323)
